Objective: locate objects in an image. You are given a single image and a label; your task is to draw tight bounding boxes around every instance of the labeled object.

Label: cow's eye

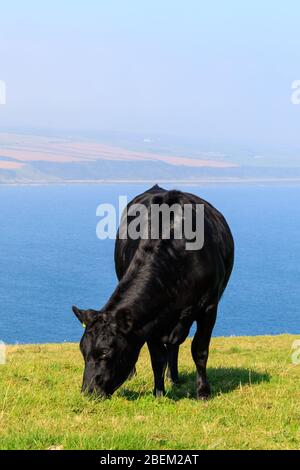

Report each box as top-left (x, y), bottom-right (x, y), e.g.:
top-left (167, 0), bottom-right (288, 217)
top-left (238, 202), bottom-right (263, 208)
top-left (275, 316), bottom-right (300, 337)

top-left (99, 350), bottom-right (110, 360)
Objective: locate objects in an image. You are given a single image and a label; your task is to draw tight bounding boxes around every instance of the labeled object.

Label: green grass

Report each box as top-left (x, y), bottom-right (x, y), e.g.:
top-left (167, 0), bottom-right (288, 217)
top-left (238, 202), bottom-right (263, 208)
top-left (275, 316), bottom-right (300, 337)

top-left (0, 335), bottom-right (299, 450)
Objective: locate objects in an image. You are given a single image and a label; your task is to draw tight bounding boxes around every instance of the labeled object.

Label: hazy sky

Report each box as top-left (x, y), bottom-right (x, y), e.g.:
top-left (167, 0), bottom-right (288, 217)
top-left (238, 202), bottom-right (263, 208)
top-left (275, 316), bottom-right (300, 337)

top-left (1, 1), bottom-right (300, 150)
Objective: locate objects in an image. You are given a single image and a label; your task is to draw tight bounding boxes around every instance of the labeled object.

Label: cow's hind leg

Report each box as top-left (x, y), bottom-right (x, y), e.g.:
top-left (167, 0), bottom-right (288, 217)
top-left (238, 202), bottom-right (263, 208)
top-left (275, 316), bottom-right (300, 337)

top-left (147, 341), bottom-right (168, 397)
top-left (191, 304), bottom-right (218, 400)
top-left (166, 344), bottom-right (180, 384)
top-left (127, 366), bottom-right (137, 380)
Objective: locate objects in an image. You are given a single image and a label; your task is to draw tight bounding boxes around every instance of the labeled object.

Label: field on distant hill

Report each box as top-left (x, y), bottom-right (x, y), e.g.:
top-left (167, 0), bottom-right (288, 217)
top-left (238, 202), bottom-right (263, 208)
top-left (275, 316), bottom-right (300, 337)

top-left (2, 132), bottom-right (300, 184)
top-left (0, 132), bottom-right (239, 184)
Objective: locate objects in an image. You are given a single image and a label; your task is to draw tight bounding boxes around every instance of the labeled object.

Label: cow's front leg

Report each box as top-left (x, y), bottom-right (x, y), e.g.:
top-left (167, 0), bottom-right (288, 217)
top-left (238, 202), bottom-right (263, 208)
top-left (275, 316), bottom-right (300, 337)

top-left (191, 304), bottom-right (218, 400)
top-left (147, 341), bottom-right (168, 397)
top-left (166, 344), bottom-right (180, 384)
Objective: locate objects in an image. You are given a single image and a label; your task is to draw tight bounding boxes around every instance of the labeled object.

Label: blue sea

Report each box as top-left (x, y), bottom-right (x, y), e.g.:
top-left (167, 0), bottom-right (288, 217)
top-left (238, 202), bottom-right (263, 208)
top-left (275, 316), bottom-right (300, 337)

top-left (0, 184), bottom-right (299, 344)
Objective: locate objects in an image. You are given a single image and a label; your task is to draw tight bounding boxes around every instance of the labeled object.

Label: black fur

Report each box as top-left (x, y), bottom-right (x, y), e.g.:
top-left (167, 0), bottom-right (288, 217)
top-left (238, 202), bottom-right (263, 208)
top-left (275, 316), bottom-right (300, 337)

top-left (73, 185), bottom-right (234, 399)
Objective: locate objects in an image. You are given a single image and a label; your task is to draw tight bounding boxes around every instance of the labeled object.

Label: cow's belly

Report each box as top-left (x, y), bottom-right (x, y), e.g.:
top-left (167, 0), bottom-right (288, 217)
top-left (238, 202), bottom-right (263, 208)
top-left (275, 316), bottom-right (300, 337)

top-left (160, 320), bottom-right (193, 345)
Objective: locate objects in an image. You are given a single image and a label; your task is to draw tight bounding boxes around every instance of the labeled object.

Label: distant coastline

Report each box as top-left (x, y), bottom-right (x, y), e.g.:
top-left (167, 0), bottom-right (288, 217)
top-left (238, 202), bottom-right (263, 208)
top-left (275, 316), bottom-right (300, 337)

top-left (2, 177), bottom-right (300, 186)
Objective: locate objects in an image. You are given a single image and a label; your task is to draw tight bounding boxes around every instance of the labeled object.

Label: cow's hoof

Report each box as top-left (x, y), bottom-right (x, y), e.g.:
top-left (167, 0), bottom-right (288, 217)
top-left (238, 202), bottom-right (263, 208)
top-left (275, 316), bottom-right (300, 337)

top-left (197, 385), bottom-right (211, 400)
top-left (197, 393), bottom-right (211, 401)
top-left (154, 389), bottom-right (165, 398)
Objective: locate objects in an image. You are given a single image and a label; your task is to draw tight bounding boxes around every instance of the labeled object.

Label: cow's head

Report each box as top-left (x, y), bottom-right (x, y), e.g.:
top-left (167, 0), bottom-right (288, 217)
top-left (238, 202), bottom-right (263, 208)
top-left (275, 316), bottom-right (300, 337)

top-left (72, 306), bottom-right (141, 397)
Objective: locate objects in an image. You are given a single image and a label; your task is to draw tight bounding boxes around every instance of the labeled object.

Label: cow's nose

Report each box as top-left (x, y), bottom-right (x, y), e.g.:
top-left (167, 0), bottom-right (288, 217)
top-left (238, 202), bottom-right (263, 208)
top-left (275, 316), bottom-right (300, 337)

top-left (81, 382), bottom-right (94, 395)
top-left (94, 387), bottom-right (109, 399)
top-left (82, 383), bottom-right (108, 398)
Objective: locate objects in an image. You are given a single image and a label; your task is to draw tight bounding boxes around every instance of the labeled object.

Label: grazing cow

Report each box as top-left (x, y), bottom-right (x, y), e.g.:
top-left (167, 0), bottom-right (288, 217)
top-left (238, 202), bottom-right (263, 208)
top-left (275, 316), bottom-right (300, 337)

top-left (72, 185), bottom-right (234, 399)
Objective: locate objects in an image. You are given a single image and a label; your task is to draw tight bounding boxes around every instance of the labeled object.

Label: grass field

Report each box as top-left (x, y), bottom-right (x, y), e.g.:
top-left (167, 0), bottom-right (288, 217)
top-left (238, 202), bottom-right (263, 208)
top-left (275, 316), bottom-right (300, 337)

top-left (0, 335), bottom-right (299, 450)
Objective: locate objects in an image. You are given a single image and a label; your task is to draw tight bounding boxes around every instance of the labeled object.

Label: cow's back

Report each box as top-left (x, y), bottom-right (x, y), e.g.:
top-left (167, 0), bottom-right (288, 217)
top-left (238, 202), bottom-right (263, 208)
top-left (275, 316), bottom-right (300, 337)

top-left (114, 185), bottom-right (234, 304)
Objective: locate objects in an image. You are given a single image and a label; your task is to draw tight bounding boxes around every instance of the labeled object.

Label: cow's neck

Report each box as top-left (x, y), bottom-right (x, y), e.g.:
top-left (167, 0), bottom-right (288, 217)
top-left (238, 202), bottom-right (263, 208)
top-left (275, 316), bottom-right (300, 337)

top-left (106, 251), bottom-right (176, 320)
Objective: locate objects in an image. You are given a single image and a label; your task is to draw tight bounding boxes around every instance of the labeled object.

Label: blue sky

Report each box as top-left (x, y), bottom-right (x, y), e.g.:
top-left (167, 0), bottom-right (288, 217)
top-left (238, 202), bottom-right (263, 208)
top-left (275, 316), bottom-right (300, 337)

top-left (0, 1), bottom-right (300, 151)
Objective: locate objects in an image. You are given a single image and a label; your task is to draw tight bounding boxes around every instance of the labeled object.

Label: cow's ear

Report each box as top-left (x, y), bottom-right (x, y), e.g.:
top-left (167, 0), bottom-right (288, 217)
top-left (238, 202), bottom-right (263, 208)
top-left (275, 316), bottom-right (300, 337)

top-left (72, 306), bottom-right (98, 326)
top-left (115, 308), bottom-right (133, 334)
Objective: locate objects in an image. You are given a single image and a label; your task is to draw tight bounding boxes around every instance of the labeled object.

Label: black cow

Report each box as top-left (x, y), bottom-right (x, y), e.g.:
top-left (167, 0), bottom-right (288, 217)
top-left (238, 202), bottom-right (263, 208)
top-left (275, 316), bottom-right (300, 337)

top-left (72, 185), bottom-right (234, 399)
